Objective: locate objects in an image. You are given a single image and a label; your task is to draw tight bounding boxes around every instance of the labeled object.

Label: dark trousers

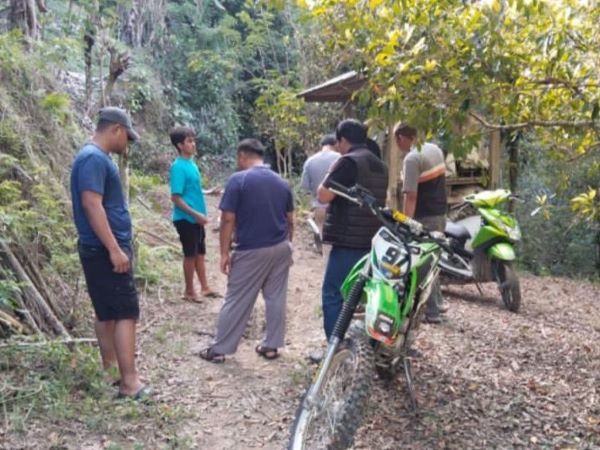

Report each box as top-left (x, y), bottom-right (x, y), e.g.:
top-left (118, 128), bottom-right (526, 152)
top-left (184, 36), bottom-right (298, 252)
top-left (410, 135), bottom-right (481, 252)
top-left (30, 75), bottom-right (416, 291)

top-left (322, 246), bottom-right (368, 339)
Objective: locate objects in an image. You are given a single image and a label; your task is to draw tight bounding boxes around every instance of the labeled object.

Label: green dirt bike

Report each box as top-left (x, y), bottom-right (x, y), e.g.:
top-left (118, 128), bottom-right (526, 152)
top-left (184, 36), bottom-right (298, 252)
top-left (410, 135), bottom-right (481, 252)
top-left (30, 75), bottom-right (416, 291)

top-left (288, 182), bottom-right (451, 450)
top-left (439, 189), bottom-right (522, 312)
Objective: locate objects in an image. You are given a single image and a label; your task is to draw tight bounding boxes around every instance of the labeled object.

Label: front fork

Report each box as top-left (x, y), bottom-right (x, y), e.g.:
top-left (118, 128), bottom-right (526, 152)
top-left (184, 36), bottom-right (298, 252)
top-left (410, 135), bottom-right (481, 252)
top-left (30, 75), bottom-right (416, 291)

top-left (305, 274), bottom-right (368, 407)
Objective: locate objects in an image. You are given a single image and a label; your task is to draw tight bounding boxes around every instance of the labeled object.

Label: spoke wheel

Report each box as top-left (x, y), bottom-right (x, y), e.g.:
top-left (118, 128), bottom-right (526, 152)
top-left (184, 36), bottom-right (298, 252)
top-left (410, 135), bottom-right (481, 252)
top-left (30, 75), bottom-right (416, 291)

top-left (496, 261), bottom-right (521, 312)
top-left (288, 327), bottom-right (374, 450)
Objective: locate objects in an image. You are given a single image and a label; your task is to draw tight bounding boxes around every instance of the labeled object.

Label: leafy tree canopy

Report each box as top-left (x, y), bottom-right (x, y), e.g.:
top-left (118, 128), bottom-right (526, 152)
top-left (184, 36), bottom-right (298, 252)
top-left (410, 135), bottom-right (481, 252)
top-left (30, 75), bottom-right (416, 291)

top-left (299, 0), bottom-right (599, 222)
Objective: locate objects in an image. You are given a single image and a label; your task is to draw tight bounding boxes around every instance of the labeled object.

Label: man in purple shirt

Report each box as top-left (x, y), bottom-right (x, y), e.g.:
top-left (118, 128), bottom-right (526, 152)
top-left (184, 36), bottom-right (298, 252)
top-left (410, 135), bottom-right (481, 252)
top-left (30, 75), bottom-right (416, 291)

top-left (199, 139), bottom-right (294, 363)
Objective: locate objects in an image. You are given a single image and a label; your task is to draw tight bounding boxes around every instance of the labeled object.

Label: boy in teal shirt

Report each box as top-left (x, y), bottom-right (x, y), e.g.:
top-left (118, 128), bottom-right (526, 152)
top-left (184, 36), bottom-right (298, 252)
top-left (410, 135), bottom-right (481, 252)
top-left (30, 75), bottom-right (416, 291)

top-left (169, 126), bottom-right (218, 301)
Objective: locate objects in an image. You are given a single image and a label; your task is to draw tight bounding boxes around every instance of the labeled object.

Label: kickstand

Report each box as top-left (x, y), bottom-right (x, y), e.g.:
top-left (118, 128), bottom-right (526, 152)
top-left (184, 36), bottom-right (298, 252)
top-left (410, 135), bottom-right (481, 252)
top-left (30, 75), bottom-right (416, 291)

top-left (403, 356), bottom-right (418, 414)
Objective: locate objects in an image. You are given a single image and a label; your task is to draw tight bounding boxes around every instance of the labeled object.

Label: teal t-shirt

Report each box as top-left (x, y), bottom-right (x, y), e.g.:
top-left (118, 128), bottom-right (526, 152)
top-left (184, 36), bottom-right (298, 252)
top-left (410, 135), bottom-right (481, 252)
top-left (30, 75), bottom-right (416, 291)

top-left (170, 157), bottom-right (207, 223)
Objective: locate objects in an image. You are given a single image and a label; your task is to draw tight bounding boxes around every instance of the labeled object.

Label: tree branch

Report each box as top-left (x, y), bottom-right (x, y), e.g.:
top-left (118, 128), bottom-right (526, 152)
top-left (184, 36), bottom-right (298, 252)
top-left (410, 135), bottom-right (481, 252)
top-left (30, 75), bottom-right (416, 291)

top-left (469, 112), bottom-right (598, 131)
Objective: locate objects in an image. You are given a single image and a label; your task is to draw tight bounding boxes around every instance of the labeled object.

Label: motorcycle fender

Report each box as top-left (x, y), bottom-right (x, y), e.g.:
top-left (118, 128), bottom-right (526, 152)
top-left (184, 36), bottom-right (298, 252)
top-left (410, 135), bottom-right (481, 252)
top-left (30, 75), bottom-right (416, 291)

top-left (341, 254), bottom-right (369, 301)
top-left (364, 280), bottom-right (400, 345)
top-left (488, 242), bottom-right (516, 261)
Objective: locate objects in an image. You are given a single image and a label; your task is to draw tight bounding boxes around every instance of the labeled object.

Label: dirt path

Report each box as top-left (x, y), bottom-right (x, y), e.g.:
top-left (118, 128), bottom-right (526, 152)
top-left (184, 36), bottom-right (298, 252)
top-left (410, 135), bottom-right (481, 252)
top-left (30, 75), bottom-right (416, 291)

top-left (135, 195), bottom-right (600, 449)
top-left (3, 194), bottom-right (599, 449)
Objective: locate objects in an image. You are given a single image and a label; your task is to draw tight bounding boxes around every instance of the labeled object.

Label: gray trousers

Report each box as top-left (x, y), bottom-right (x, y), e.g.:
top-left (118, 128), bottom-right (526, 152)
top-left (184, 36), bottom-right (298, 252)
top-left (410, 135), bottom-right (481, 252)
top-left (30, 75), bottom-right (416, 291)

top-left (211, 240), bottom-right (292, 354)
top-left (416, 215), bottom-right (446, 317)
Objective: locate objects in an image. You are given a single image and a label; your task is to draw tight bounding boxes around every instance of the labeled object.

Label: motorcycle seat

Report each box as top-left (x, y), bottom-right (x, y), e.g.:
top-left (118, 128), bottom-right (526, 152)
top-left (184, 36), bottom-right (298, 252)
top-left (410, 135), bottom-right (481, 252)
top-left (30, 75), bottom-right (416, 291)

top-left (445, 222), bottom-right (471, 241)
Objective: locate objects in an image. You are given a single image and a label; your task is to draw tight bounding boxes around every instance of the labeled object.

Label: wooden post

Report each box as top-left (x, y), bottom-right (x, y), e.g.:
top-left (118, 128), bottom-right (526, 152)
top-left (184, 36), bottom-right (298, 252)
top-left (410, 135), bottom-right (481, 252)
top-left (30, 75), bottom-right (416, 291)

top-left (489, 130), bottom-right (502, 189)
top-left (342, 100), bottom-right (353, 118)
top-left (387, 122), bottom-right (399, 209)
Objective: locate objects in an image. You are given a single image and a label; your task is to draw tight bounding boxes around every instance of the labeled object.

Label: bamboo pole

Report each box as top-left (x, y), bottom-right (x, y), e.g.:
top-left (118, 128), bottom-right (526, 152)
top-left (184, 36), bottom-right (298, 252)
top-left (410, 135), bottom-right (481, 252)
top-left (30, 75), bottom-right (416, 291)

top-left (0, 239), bottom-right (69, 337)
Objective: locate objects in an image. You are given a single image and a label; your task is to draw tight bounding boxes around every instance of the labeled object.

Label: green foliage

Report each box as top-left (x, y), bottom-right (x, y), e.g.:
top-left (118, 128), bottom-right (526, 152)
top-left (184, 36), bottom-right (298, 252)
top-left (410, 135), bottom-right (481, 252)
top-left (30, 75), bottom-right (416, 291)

top-left (41, 92), bottom-right (71, 125)
top-left (0, 341), bottom-right (105, 425)
top-left (0, 180), bottom-right (23, 206)
top-left (304, 0), bottom-right (600, 136)
top-left (129, 172), bottom-right (163, 198)
top-left (0, 31), bottom-right (31, 83)
top-left (0, 116), bottom-right (25, 159)
top-left (0, 268), bottom-right (21, 311)
top-left (303, 0), bottom-right (600, 207)
top-left (0, 340), bottom-right (188, 438)
top-left (517, 137), bottom-right (599, 277)
top-left (133, 242), bottom-right (175, 286)
top-left (571, 187), bottom-right (600, 224)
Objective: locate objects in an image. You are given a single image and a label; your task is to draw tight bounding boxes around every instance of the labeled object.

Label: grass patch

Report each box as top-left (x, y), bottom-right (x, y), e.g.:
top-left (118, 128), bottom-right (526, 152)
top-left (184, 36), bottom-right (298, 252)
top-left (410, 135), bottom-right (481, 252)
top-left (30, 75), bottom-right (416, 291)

top-left (0, 340), bottom-right (190, 444)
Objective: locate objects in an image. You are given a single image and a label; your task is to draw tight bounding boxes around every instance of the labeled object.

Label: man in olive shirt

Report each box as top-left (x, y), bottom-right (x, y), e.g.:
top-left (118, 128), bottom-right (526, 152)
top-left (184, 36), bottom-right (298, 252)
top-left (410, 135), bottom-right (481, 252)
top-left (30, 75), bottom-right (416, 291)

top-left (395, 123), bottom-right (448, 323)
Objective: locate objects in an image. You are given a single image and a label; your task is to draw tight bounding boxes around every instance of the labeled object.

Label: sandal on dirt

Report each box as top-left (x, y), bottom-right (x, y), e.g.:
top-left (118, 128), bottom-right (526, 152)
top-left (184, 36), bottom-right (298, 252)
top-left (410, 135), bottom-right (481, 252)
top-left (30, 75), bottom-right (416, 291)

top-left (255, 345), bottom-right (279, 360)
top-left (117, 385), bottom-right (152, 401)
top-left (198, 347), bottom-right (225, 364)
top-left (181, 295), bottom-right (202, 304)
top-left (202, 291), bottom-right (221, 299)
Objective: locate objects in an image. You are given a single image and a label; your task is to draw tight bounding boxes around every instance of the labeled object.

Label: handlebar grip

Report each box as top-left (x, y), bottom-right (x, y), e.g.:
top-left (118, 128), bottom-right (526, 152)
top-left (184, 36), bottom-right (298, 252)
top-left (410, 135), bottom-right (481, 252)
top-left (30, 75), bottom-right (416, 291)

top-left (327, 180), bottom-right (351, 195)
top-left (391, 210), bottom-right (424, 234)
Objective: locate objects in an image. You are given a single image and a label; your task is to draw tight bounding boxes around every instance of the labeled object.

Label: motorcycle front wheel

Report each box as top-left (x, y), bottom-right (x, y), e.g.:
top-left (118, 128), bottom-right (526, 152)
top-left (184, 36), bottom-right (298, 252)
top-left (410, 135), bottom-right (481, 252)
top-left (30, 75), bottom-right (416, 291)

top-left (288, 326), bottom-right (374, 450)
top-left (495, 261), bottom-right (521, 312)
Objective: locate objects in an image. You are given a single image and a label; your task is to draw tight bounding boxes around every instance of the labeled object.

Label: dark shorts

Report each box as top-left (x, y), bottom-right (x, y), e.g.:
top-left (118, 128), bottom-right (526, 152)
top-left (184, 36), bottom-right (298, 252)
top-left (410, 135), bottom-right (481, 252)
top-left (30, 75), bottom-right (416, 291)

top-left (174, 220), bottom-right (206, 257)
top-left (78, 243), bottom-right (140, 322)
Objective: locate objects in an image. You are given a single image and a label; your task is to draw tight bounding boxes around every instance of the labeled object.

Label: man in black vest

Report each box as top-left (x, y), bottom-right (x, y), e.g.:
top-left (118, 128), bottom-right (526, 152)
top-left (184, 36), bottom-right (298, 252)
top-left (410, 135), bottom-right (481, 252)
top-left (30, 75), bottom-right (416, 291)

top-left (317, 119), bottom-right (389, 339)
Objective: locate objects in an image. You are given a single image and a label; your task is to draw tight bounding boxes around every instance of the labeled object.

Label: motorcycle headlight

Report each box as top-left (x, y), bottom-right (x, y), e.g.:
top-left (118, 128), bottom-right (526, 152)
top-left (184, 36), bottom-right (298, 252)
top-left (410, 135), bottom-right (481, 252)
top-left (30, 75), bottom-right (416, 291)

top-left (376, 315), bottom-right (394, 336)
top-left (508, 224), bottom-right (521, 242)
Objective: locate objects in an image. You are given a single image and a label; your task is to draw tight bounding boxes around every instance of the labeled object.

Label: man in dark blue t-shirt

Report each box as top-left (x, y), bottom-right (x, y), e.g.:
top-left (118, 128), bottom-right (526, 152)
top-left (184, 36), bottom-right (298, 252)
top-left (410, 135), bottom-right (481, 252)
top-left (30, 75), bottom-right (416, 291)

top-left (199, 138), bottom-right (294, 363)
top-left (70, 107), bottom-right (149, 399)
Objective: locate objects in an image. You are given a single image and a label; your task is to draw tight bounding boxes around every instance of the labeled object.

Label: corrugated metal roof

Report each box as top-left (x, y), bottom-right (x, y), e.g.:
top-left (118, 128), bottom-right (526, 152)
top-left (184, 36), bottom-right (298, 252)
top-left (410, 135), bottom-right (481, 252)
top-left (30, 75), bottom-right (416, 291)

top-left (297, 71), bottom-right (367, 102)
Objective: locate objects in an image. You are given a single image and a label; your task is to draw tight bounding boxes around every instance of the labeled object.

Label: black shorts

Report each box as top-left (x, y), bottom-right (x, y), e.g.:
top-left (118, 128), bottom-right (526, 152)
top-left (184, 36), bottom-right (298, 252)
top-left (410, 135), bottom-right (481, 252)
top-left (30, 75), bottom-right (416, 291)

top-left (174, 220), bottom-right (206, 257)
top-left (78, 243), bottom-right (140, 322)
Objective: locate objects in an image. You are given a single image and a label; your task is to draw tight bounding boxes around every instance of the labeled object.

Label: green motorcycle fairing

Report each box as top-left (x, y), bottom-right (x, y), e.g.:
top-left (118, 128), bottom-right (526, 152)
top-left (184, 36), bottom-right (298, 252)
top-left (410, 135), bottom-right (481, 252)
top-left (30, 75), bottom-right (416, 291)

top-left (340, 229), bottom-right (439, 346)
top-left (489, 242), bottom-right (516, 261)
top-left (464, 189), bottom-right (511, 208)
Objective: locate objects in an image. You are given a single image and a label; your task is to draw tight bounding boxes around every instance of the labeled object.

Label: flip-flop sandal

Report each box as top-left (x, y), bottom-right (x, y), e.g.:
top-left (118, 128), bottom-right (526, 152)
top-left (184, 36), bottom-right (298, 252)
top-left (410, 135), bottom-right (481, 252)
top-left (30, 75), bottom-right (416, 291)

top-left (255, 345), bottom-right (279, 360)
top-left (181, 295), bottom-right (203, 304)
top-left (202, 291), bottom-right (221, 299)
top-left (117, 385), bottom-right (153, 401)
top-left (198, 347), bottom-right (225, 364)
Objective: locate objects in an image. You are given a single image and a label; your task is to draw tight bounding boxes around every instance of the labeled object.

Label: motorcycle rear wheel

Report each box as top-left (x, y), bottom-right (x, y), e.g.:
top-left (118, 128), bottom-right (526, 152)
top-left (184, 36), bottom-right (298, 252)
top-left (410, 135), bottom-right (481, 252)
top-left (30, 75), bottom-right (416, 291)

top-left (288, 326), bottom-right (374, 450)
top-left (496, 261), bottom-right (521, 312)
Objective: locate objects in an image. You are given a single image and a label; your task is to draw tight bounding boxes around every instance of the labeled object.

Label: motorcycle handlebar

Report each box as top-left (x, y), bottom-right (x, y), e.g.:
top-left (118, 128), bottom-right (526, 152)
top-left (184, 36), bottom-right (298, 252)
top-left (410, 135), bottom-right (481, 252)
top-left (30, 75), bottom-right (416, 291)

top-left (327, 182), bottom-right (451, 247)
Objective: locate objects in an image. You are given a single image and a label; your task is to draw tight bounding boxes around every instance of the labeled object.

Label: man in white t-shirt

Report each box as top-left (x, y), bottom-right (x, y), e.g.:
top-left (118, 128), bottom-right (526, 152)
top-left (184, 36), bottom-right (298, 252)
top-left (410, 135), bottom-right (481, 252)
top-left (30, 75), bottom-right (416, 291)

top-left (300, 135), bottom-right (340, 235)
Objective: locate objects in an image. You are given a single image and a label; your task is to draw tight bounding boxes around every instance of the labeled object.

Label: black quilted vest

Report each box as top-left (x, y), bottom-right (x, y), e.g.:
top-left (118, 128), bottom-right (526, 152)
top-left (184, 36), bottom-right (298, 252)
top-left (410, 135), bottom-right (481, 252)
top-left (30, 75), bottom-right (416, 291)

top-left (323, 147), bottom-right (388, 249)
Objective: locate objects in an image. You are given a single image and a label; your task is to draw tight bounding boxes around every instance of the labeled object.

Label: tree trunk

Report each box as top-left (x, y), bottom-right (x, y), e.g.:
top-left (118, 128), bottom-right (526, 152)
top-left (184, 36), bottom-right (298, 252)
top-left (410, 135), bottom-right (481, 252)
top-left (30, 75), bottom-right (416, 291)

top-left (98, 46), bottom-right (106, 108)
top-left (119, 150), bottom-right (130, 205)
top-left (104, 46), bottom-right (130, 103)
top-left (84, 1), bottom-right (98, 113)
top-left (35, 0), bottom-right (48, 13)
top-left (507, 133), bottom-right (520, 213)
top-left (9, 0), bottom-right (37, 40)
top-left (84, 31), bottom-right (94, 113)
